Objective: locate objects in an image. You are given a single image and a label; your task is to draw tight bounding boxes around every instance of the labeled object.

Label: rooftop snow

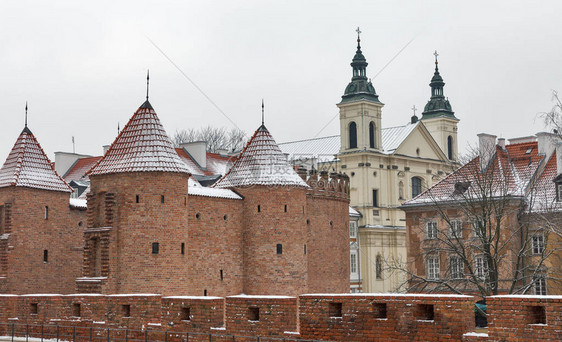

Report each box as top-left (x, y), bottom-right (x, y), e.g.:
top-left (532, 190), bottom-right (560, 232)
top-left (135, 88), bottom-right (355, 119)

top-left (69, 198), bottom-right (87, 209)
top-left (214, 125), bottom-right (309, 189)
top-left (0, 127), bottom-right (71, 193)
top-left (278, 122), bottom-right (419, 160)
top-left (188, 182), bottom-right (242, 200)
top-left (88, 100), bottom-right (190, 176)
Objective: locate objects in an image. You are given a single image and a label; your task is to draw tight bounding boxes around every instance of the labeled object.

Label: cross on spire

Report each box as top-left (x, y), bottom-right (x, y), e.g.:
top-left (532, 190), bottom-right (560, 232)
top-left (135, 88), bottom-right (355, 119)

top-left (356, 27), bottom-right (361, 40)
top-left (434, 50), bottom-right (439, 65)
top-left (25, 102), bottom-right (28, 128)
top-left (411, 105), bottom-right (417, 116)
top-left (146, 70), bottom-right (150, 100)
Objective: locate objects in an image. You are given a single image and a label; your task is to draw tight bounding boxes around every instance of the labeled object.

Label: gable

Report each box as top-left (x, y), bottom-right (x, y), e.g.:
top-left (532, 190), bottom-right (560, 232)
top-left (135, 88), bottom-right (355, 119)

top-left (394, 123), bottom-right (448, 161)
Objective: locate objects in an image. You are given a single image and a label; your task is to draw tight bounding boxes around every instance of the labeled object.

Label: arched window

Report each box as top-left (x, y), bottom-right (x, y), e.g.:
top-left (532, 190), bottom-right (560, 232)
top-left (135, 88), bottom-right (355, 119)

top-left (399, 181), bottom-right (404, 200)
top-left (369, 122), bottom-right (375, 148)
top-left (376, 255), bottom-right (383, 280)
top-left (412, 177), bottom-right (423, 198)
top-left (447, 136), bottom-right (453, 160)
top-left (349, 122), bottom-right (357, 149)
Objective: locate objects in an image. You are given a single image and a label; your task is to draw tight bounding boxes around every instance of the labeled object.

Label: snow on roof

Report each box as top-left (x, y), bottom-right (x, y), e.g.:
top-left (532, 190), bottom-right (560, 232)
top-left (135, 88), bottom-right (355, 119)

top-left (349, 206), bottom-right (361, 216)
top-left (69, 198), bottom-right (87, 209)
top-left (214, 125), bottom-right (309, 189)
top-left (188, 181), bottom-right (242, 200)
top-left (0, 127), bottom-right (72, 193)
top-left (278, 122), bottom-right (418, 160)
top-left (175, 148), bottom-right (233, 177)
top-left (88, 101), bottom-right (190, 176)
top-left (403, 140), bottom-right (560, 210)
top-left (490, 294), bottom-right (562, 300)
top-left (63, 156), bottom-right (102, 182)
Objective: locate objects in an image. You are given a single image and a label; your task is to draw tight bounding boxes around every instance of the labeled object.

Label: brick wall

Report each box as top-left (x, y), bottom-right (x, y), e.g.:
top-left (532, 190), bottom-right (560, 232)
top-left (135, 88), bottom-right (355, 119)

top-left (0, 294), bottom-right (560, 341)
top-left (0, 187), bottom-right (86, 294)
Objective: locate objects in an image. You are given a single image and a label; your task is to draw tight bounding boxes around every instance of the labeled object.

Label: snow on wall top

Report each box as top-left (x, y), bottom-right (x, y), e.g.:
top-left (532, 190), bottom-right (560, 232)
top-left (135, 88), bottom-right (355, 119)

top-left (0, 127), bottom-right (72, 192)
top-left (213, 125), bottom-right (309, 189)
top-left (88, 101), bottom-right (190, 176)
top-left (188, 181), bottom-right (242, 200)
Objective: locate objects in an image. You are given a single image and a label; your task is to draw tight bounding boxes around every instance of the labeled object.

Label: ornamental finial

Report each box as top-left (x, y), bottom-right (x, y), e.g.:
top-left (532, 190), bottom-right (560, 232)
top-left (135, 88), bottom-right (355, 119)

top-left (356, 27), bottom-right (362, 48)
top-left (261, 99), bottom-right (264, 126)
top-left (25, 101), bottom-right (28, 128)
top-left (434, 50), bottom-right (439, 65)
top-left (146, 69), bottom-right (150, 100)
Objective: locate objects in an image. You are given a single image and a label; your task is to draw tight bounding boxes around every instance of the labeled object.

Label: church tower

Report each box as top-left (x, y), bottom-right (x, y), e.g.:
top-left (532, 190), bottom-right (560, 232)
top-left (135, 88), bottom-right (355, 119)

top-left (420, 52), bottom-right (459, 161)
top-left (338, 28), bottom-right (383, 153)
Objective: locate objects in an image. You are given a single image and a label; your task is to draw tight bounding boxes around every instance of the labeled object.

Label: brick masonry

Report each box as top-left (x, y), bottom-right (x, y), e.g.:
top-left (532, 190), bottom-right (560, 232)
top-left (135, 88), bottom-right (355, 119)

top-left (0, 294), bottom-right (559, 341)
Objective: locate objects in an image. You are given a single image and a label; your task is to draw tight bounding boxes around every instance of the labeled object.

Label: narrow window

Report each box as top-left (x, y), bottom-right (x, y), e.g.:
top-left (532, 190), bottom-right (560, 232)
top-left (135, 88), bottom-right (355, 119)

top-left (373, 303), bottom-right (387, 319)
top-left (304, 244), bottom-right (307, 255)
top-left (369, 121), bottom-right (376, 148)
top-left (181, 243), bottom-right (185, 255)
top-left (72, 303), bottom-right (81, 317)
top-left (44, 206), bottom-right (49, 220)
top-left (121, 304), bottom-right (131, 317)
top-left (426, 256), bottom-right (439, 280)
top-left (276, 244), bottom-right (282, 254)
top-left (220, 269), bottom-right (223, 281)
top-left (426, 221), bottom-right (438, 239)
top-left (257, 205), bottom-right (261, 213)
top-left (248, 307), bottom-right (260, 321)
top-left (372, 189), bottom-right (378, 207)
top-left (0, 205), bottom-right (5, 235)
top-left (30, 303), bottom-right (38, 315)
top-left (534, 277), bottom-right (547, 296)
top-left (447, 136), bottom-right (453, 160)
top-left (152, 242), bottom-right (159, 254)
top-left (376, 255), bottom-right (383, 280)
top-left (450, 256), bottom-right (464, 279)
top-left (329, 303), bottom-right (342, 318)
top-left (450, 220), bottom-right (462, 238)
top-left (204, 289), bottom-right (207, 296)
top-left (181, 307), bottom-right (191, 321)
top-left (284, 204), bottom-right (287, 212)
top-left (475, 255), bottom-right (488, 279)
top-left (136, 195), bottom-right (140, 203)
top-left (184, 196), bottom-right (187, 206)
top-left (411, 177), bottom-right (422, 198)
top-left (398, 181), bottom-right (404, 200)
top-left (161, 195), bottom-right (165, 203)
top-left (43, 249), bottom-right (48, 263)
top-left (349, 221), bottom-right (357, 238)
top-left (350, 252), bottom-right (357, 274)
top-left (349, 122), bottom-right (357, 149)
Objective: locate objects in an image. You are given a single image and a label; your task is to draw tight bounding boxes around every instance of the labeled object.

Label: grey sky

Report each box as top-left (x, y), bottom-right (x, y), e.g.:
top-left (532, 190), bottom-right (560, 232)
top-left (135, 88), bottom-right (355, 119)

top-left (1, 1), bottom-right (561, 162)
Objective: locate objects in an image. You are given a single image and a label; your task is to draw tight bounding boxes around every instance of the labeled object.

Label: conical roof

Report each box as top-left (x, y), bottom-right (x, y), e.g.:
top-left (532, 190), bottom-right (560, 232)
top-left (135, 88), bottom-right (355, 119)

top-left (213, 125), bottom-right (308, 189)
top-left (88, 100), bottom-right (190, 176)
top-left (0, 127), bottom-right (72, 192)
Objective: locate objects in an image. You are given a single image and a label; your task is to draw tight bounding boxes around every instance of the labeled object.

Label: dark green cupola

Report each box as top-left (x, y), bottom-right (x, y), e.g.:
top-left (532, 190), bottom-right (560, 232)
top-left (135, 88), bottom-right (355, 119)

top-left (340, 28), bottom-right (381, 104)
top-left (421, 51), bottom-right (456, 119)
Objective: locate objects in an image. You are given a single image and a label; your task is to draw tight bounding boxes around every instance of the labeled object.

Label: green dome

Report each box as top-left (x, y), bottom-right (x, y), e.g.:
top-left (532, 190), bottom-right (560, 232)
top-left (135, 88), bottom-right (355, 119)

top-left (340, 38), bottom-right (381, 104)
top-left (421, 61), bottom-right (456, 119)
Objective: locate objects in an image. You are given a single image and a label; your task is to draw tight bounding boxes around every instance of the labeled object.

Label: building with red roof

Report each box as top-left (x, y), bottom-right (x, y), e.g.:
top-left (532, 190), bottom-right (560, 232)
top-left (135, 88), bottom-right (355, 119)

top-left (401, 132), bottom-right (562, 296)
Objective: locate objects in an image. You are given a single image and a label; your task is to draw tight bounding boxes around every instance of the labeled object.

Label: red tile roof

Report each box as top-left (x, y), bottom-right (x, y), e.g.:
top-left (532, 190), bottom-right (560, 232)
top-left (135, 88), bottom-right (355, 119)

top-left (63, 156), bottom-right (102, 182)
top-left (174, 149), bottom-right (233, 176)
top-left (0, 127), bottom-right (72, 192)
top-left (213, 125), bottom-right (308, 188)
top-left (88, 101), bottom-right (190, 176)
top-left (403, 140), bottom-right (559, 210)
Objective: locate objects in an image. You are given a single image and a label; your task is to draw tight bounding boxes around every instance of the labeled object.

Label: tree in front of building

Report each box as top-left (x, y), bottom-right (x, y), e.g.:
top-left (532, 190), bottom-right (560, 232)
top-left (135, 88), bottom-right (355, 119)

top-left (173, 126), bottom-right (246, 153)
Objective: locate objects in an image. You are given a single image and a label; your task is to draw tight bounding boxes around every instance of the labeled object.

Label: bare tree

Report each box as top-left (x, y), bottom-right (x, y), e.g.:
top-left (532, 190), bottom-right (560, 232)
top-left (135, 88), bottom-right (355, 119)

top-left (173, 126), bottom-right (247, 153)
top-left (396, 145), bottom-right (562, 302)
top-left (541, 90), bottom-right (562, 135)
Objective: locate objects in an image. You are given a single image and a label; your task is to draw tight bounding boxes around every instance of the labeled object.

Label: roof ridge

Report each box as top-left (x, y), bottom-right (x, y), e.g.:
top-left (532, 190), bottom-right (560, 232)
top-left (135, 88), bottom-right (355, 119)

top-left (278, 135), bottom-right (340, 145)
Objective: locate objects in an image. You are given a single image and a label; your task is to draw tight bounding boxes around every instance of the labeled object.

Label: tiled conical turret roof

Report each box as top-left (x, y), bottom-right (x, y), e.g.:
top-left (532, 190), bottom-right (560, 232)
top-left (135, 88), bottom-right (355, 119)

top-left (0, 127), bottom-right (72, 192)
top-left (213, 125), bottom-right (308, 189)
top-left (88, 100), bottom-right (190, 176)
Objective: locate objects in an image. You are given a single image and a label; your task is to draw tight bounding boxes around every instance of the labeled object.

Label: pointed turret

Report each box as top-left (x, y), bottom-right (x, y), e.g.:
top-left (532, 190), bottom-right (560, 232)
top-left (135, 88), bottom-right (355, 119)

top-left (0, 126), bottom-right (71, 192)
top-left (421, 51), bottom-right (456, 119)
top-left (213, 125), bottom-right (308, 188)
top-left (340, 27), bottom-right (380, 104)
top-left (88, 100), bottom-right (190, 176)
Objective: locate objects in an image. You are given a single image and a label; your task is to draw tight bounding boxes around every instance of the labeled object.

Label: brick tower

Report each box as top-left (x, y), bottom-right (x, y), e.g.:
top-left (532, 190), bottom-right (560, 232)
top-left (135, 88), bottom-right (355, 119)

top-left (0, 123), bottom-right (83, 294)
top-left (76, 99), bottom-right (191, 294)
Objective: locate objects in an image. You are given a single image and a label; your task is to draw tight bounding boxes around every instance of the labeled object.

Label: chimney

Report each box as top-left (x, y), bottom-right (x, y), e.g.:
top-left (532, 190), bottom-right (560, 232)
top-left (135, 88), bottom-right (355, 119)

top-left (477, 133), bottom-right (497, 171)
top-left (556, 142), bottom-right (562, 176)
top-left (180, 141), bottom-right (207, 169)
top-left (103, 145), bottom-right (111, 154)
top-left (536, 132), bottom-right (560, 157)
top-left (497, 138), bottom-right (506, 150)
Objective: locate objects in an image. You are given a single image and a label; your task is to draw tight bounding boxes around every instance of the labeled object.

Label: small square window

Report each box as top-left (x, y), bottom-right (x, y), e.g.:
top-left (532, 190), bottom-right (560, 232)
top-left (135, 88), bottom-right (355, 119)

top-left (181, 307), bottom-right (190, 321)
top-left (152, 242), bottom-right (159, 254)
top-left (30, 303), bottom-right (38, 315)
top-left (248, 307), bottom-right (259, 321)
top-left (415, 304), bottom-right (434, 321)
top-left (72, 303), bottom-right (81, 317)
top-left (329, 302), bottom-right (342, 318)
top-left (527, 306), bottom-right (546, 324)
top-left (373, 303), bottom-right (387, 319)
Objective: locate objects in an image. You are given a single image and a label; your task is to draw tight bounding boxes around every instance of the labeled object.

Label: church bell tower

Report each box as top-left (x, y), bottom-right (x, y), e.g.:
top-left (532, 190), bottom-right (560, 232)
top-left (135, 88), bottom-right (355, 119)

top-left (338, 28), bottom-right (383, 153)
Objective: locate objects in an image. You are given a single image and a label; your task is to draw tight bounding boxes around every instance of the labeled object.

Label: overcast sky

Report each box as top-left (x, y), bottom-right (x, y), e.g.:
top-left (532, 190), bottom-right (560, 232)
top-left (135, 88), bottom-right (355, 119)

top-left (1, 1), bottom-right (561, 161)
